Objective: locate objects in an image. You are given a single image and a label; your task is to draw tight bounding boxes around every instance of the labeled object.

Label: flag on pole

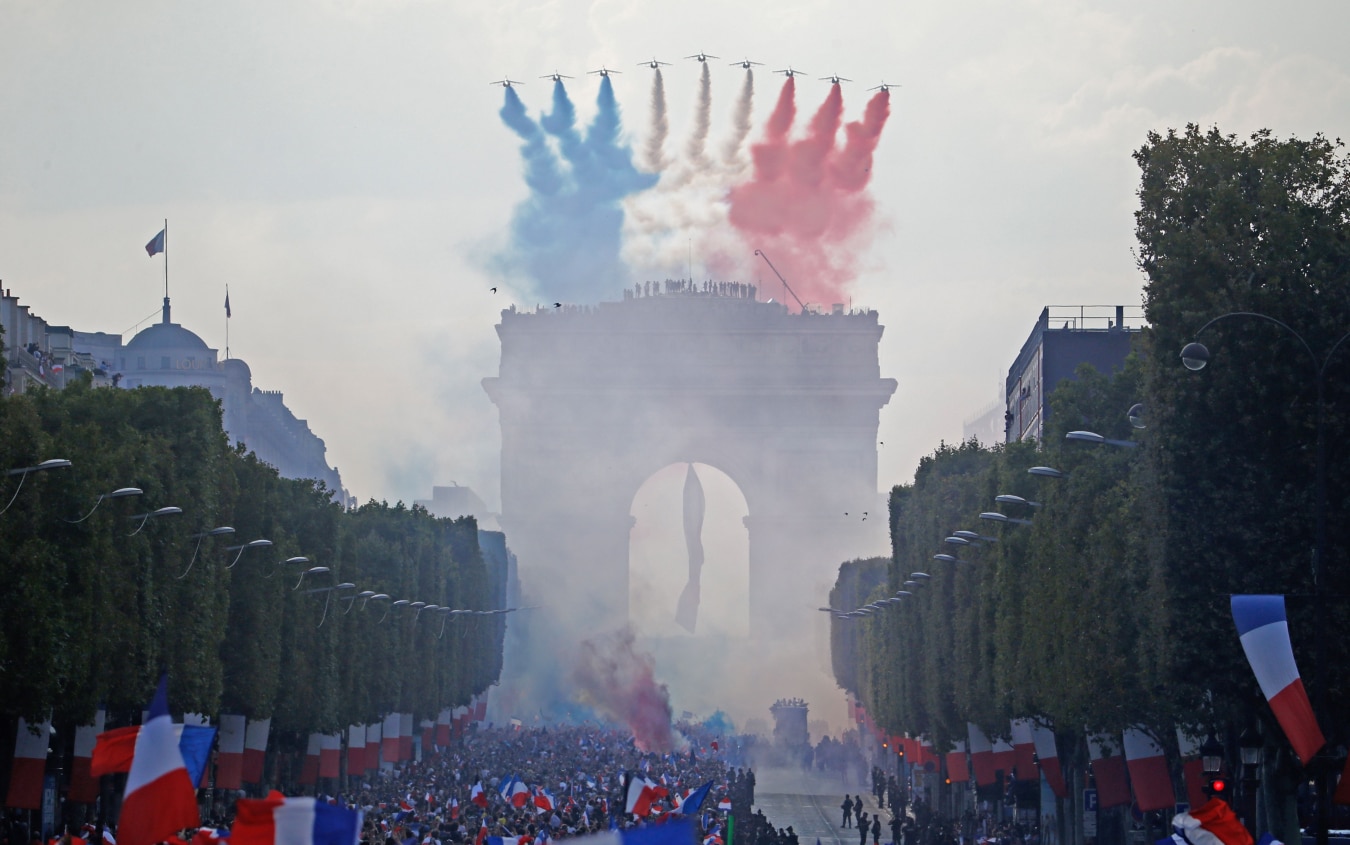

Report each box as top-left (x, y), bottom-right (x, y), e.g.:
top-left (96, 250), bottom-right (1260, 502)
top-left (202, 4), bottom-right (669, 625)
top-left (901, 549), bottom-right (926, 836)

top-left (672, 781), bottom-right (712, 815)
top-left (71, 709), bottom-right (106, 803)
top-left (1123, 728), bottom-right (1175, 812)
top-left (243, 718), bottom-right (271, 784)
top-left (216, 714), bottom-right (247, 790)
top-left (225, 291), bottom-right (231, 318)
top-left (145, 229), bottom-right (166, 257)
top-left (1031, 724), bottom-right (1066, 798)
top-left (119, 676), bottom-right (200, 845)
top-left (1087, 732), bottom-right (1131, 809)
top-left (470, 781), bottom-right (488, 808)
top-left (232, 791), bottom-right (363, 845)
top-left (5, 716), bottom-right (51, 809)
top-left (1231, 595), bottom-right (1325, 765)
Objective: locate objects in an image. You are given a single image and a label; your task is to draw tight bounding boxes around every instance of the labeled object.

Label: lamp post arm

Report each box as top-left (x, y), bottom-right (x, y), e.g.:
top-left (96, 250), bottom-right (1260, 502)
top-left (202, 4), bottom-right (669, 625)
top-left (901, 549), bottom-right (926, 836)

top-left (1194, 312), bottom-right (1320, 374)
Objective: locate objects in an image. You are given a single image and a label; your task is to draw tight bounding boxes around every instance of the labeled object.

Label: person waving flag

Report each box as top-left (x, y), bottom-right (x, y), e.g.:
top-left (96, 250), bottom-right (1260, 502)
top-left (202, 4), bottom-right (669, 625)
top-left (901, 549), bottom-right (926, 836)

top-left (119, 676), bottom-right (199, 845)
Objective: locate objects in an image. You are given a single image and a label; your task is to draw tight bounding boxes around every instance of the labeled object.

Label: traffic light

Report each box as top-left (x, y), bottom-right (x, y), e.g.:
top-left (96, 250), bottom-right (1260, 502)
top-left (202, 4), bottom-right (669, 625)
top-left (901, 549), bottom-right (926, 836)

top-left (1206, 775), bottom-right (1229, 797)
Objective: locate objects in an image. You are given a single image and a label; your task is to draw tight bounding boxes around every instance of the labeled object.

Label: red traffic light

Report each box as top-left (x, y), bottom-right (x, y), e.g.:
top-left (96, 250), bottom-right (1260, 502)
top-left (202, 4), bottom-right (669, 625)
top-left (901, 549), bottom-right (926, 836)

top-left (1208, 777), bottom-right (1228, 794)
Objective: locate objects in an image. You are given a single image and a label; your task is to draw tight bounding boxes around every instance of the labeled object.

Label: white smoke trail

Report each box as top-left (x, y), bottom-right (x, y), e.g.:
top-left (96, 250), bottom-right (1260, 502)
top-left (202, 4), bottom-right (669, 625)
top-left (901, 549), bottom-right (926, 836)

top-left (722, 68), bottom-right (754, 169)
top-left (644, 69), bottom-right (669, 173)
top-left (684, 62), bottom-right (712, 164)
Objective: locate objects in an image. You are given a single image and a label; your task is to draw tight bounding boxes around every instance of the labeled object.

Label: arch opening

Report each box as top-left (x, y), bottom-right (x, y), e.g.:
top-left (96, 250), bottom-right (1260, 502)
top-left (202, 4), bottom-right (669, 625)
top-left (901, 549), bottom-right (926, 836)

top-left (628, 462), bottom-right (749, 639)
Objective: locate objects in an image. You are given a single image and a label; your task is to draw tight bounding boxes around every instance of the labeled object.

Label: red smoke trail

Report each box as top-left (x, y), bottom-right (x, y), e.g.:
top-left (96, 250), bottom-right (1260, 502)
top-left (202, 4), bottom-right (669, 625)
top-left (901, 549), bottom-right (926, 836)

top-left (572, 628), bottom-right (680, 753)
top-left (727, 84), bottom-right (891, 308)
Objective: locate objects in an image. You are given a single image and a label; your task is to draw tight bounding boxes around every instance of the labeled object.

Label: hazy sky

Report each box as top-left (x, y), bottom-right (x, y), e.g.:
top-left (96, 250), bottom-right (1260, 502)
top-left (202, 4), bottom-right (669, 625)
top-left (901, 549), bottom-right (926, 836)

top-left (4, 0), bottom-right (1349, 512)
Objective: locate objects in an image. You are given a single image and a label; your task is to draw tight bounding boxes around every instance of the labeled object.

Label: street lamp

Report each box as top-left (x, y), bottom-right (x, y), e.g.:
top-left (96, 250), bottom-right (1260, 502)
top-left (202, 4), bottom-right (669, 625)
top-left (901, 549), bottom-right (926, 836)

top-left (224, 538), bottom-right (274, 569)
top-left (980, 512), bottom-right (1033, 526)
top-left (1239, 726), bottom-right (1261, 835)
top-left (1128, 404), bottom-right (1147, 429)
top-left (127, 506), bottom-right (182, 536)
top-left (1066, 430), bottom-right (1139, 449)
top-left (995, 494), bottom-right (1040, 509)
top-left (1201, 734), bottom-right (1224, 776)
top-left (178, 526), bottom-right (236, 578)
top-left (1028, 466), bottom-right (1064, 478)
top-left (1182, 311), bottom-right (1350, 845)
top-left (0, 458), bottom-right (72, 515)
top-left (65, 487), bottom-right (143, 523)
top-left (264, 555), bottom-right (309, 578)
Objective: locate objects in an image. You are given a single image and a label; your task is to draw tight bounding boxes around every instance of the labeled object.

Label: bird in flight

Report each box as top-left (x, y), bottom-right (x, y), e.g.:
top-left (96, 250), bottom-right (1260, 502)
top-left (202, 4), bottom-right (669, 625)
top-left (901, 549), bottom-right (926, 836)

top-left (490, 287), bottom-right (497, 293)
top-left (553, 302), bottom-right (562, 308)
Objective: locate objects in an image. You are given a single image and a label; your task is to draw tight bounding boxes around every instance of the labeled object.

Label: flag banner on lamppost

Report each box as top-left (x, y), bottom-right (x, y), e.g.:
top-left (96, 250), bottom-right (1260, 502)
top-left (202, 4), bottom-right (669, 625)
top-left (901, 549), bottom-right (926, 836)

top-left (243, 718), bottom-right (270, 785)
top-left (216, 715), bottom-right (246, 790)
top-left (70, 709), bottom-right (106, 803)
top-left (946, 740), bottom-right (970, 783)
top-left (347, 725), bottom-right (366, 775)
top-left (1088, 733), bottom-right (1131, 809)
top-left (1231, 595), bottom-right (1325, 765)
top-left (1010, 720), bottom-right (1038, 782)
top-left (967, 723), bottom-right (995, 787)
top-left (1031, 724), bottom-right (1066, 798)
top-left (299, 734), bottom-right (321, 786)
top-left (1124, 728), bottom-right (1176, 813)
top-left (6, 716), bottom-right (52, 809)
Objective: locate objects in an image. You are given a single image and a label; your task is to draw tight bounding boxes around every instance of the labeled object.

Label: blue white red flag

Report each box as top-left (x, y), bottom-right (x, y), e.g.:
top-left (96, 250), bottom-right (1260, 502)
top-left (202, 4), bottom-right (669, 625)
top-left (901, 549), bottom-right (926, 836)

top-left (145, 229), bottom-right (166, 257)
top-left (672, 781), bottom-right (712, 815)
top-left (119, 676), bottom-right (200, 845)
top-left (232, 792), bottom-right (362, 845)
top-left (1231, 595), bottom-right (1325, 764)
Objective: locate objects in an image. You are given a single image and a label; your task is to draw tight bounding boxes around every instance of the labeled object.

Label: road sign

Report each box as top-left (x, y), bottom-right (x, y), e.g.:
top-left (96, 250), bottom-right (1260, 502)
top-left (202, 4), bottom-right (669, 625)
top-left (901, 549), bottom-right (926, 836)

top-left (1083, 789), bottom-right (1098, 838)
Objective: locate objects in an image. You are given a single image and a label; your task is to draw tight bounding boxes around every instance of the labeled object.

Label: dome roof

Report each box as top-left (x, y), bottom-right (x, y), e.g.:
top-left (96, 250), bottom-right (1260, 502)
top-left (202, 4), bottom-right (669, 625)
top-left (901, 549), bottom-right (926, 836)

top-left (222, 357), bottom-right (253, 383)
top-left (125, 322), bottom-right (211, 352)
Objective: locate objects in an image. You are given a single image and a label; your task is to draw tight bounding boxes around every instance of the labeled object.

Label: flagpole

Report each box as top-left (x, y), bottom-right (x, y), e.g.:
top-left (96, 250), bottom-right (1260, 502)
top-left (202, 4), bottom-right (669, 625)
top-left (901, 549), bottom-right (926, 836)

top-left (163, 218), bottom-right (169, 301)
top-left (225, 284), bottom-right (230, 360)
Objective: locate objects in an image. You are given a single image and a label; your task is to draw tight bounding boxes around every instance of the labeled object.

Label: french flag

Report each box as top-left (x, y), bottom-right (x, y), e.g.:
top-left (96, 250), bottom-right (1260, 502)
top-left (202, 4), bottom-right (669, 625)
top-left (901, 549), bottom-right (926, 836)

top-left (1123, 728), bottom-right (1175, 812)
top-left (365, 721), bottom-right (382, 773)
top-left (92, 724), bottom-right (215, 786)
top-left (1232, 595), bottom-right (1325, 765)
top-left (534, 787), bottom-right (555, 812)
top-left (1087, 733), bottom-right (1131, 809)
top-left (119, 677), bottom-right (200, 845)
top-left (319, 733), bottom-right (341, 779)
top-left (420, 719), bottom-right (435, 755)
top-left (945, 740), bottom-right (969, 784)
top-left (1031, 724), bottom-right (1066, 798)
top-left (627, 776), bottom-right (658, 816)
top-left (70, 710), bottom-right (106, 804)
top-left (470, 781), bottom-right (488, 808)
top-left (967, 724), bottom-right (995, 787)
top-left (216, 714), bottom-right (247, 791)
top-left (5, 716), bottom-right (51, 810)
top-left (1010, 720), bottom-right (1037, 782)
top-left (347, 725), bottom-right (366, 776)
top-left (1176, 729), bottom-right (1210, 810)
top-left (450, 797), bottom-right (461, 820)
top-left (382, 714), bottom-right (401, 764)
top-left (399, 713), bottom-right (414, 761)
top-left (510, 778), bottom-right (531, 808)
top-left (243, 718), bottom-right (270, 784)
top-left (232, 791), bottom-right (362, 845)
top-left (992, 737), bottom-right (1015, 778)
top-left (716, 797), bottom-right (731, 812)
top-left (473, 695), bottom-right (487, 723)
top-left (437, 709), bottom-right (452, 747)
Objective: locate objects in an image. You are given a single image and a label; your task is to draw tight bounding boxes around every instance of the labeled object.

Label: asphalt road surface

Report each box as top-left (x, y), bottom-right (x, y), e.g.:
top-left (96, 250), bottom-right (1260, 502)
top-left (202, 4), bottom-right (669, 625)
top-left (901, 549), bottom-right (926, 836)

top-left (751, 769), bottom-right (891, 845)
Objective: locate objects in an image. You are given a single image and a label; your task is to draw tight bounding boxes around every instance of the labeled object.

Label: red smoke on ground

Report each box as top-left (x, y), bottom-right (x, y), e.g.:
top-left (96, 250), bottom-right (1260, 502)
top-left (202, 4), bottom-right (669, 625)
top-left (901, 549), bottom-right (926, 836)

top-left (727, 81), bottom-right (890, 308)
top-left (572, 628), bottom-right (680, 753)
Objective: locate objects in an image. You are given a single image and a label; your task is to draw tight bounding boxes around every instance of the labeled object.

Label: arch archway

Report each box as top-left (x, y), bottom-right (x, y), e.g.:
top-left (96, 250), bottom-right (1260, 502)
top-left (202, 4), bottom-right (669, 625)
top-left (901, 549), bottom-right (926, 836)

top-left (629, 462), bottom-right (750, 638)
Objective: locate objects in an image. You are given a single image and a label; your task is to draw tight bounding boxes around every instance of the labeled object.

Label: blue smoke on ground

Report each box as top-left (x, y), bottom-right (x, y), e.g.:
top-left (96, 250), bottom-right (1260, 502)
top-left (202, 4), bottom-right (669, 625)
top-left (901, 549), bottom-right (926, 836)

top-left (495, 78), bottom-right (656, 303)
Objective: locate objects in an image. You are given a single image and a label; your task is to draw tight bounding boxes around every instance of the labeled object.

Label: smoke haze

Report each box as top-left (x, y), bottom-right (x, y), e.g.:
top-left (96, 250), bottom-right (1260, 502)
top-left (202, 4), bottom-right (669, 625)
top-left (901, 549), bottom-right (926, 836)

top-left (572, 627), bottom-right (682, 753)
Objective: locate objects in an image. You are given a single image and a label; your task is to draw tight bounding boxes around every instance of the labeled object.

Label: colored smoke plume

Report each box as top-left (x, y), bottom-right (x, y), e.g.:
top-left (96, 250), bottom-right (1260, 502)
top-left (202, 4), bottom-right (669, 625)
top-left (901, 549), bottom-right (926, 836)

top-left (644, 70), bottom-right (669, 172)
top-left (572, 627), bottom-right (681, 752)
top-left (726, 82), bottom-right (890, 308)
top-left (494, 78), bottom-right (655, 302)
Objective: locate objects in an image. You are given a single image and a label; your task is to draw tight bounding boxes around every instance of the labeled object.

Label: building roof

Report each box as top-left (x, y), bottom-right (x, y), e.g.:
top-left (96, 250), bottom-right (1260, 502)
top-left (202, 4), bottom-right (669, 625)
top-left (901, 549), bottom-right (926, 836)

top-left (125, 321), bottom-right (212, 352)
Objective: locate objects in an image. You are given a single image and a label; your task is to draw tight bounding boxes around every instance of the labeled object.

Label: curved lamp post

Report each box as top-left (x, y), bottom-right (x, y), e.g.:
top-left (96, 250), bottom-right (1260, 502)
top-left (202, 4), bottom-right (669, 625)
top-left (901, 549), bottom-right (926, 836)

top-left (127, 506), bottom-right (182, 536)
top-left (224, 539), bottom-right (274, 569)
top-left (177, 526), bottom-right (236, 578)
top-left (995, 494), bottom-right (1041, 509)
top-left (1182, 311), bottom-right (1350, 845)
top-left (264, 555), bottom-right (309, 579)
top-left (66, 487), bottom-right (143, 523)
top-left (1066, 430), bottom-right (1138, 449)
top-left (1, 458), bottom-right (72, 515)
top-left (293, 565), bottom-right (330, 590)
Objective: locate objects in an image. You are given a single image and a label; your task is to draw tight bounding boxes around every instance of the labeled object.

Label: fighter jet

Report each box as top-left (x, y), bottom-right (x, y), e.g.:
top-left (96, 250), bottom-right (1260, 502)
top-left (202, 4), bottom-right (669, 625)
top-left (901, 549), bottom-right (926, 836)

top-left (729, 58), bottom-right (762, 69)
top-left (539, 71), bottom-right (573, 82)
top-left (638, 57), bottom-right (670, 69)
top-left (820, 74), bottom-right (852, 85)
top-left (869, 81), bottom-right (899, 91)
top-left (775, 66), bottom-right (807, 78)
top-left (588, 66), bottom-right (621, 77)
top-left (489, 79), bottom-right (524, 88)
top-left (686, 52), bottom-right (719, 63)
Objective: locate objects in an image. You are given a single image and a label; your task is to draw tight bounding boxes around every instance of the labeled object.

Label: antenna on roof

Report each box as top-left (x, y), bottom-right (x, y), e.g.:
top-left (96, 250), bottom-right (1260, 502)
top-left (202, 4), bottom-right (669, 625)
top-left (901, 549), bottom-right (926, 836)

top-left (753, 250), bottom-right (805, 312)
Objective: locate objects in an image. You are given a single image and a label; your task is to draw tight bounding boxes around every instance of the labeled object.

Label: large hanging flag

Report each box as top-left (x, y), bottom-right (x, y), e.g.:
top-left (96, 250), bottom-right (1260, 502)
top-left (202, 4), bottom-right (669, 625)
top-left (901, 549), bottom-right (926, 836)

top-left (300, 734), bottom-right (322, 786)
top-left (436, 709), bottom-right (452, 747)
top-left (365, 722), bottom-right (382, 773)
top-left (1176, 729), bottom-right (1209, 810)
top-left (232, 791), bottom-right (362, 845)
top-left (319, 733), bottom-right (341, 779)
top-left (399, 713), bottom-right (414, 761)
top-left (70, 710), bottom-right (106, 804)
top-left (1010, 720), bottom-right (1037, 782)
top-left (145, 229), bottom-right (166, 257)
top-left (967, 724), bottom-right (995, 787)
top-left (1031, 724), bottom-right (1066, 798)
top-left (347, 725), bottom-right (366, 775)
top-left (6, 716), bottom-right (52, 809)
top-left (1231, 595), bottom-right (1325, 765)
top-left (992, 737), bottom-right (1015, 778)
top-left (1087, 732), bottom-right (1131, 809)
top-left (119, 676), bottom-right (200, 845)
top-left (382, 714), bottom-right (400, 764)
top-left (1123, 728), bottom-right (1175, 812)
top-left (217, 715), bottom-right (247, 791)
top-left (243, 718), bottom-right (271, 784)
top-left (945, 740), bottom-right (969, 784)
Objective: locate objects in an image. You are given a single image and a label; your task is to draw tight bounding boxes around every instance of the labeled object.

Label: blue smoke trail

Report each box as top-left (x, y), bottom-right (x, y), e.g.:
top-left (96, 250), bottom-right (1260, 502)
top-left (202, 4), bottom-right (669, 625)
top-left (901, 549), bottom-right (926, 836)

top-left (495, 78), bottom-right (656, 303)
